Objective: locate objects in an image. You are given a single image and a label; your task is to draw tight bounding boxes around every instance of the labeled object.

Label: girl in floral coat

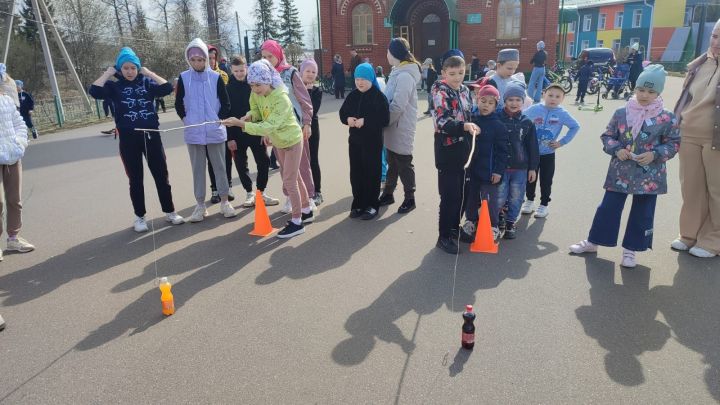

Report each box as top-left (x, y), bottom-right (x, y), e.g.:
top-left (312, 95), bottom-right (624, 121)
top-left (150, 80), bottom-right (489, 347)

top-left (569, 65), bottom-right (681, 268)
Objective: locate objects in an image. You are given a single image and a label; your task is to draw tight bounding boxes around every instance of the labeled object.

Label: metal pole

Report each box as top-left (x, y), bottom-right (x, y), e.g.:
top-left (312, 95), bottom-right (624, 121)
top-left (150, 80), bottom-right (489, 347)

top-left (38, 0), bottom-right (92, 112)
top-left (236, 12), bottom-right (243, 57)
top-left (244, 35), bottom-right (251, 62)
top-left (30, 0), bottom-right (64, 123)
top-left (2, 14), bottom-right (13, 65)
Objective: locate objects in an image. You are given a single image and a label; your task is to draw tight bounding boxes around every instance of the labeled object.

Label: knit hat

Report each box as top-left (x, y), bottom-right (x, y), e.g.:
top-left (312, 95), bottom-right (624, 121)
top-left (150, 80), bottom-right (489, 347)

top-left (497, 48), bottom-right (519, 63)
top-left (187, 47), bottom-right (206, 60)
top-left (478, 85), bottom-right (500, 100)
top-left (487, 60), bottom-right (496, 69)
top-left (388, 38), bottom-right (411, 61)
top-left (537, 41), bottom-right (545, 50)
top-left (631, 42), bottom-right (639, 51)
top-left (442, 49), bottom-right (464, 63)
top-left (15, 80), bottom-right (23, 88)
top-left (247, 59), bottom-right (284, 89)
top-left (635, 64), bottom-right (667, 94)
top-left (300, 59), bottom-right (318, 75)
top-left (504, 80), bottom-right (526, 101)
top-left (115, 47), bottom-right (141, 71)
top-left (354, 62), bottom-right (379, 89)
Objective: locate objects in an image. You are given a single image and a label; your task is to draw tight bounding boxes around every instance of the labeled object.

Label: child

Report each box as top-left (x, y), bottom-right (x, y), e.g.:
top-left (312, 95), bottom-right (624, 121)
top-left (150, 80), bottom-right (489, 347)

top-left (521, 83), bottom-right (580, 218)
top-left (300, 59), bottom-right (324, 205)
top-left (175, 38), bottom-right (236, 222)
top-left (90, 47), bottom-right (185, 232)
top-left (423, 62), bottom-right (438, 115)
top-left (496, 80), bottom-right (539, 239)
top-left (223, 59), bottom-right (314, 238)
top-left (461, 81), bottom-right (509, 242)
top-left (206, 44), bottom-right (233, 204)
top-left (432, 53), bottom-right (480, 254)
top-left (339, 63), bottom-right (390, 220)
top-left (226, 55), bottom-right (279, 208)
top-left (16, 81), bottom-right (37, 139)
top-left (570, 65), bottom-right (680, 268)
top-left (0, 86), bottom-right (34, 257)
top-left (575, 60), bottom-right (593, 105)
top-left (488, 49), bottom-right (520, 110)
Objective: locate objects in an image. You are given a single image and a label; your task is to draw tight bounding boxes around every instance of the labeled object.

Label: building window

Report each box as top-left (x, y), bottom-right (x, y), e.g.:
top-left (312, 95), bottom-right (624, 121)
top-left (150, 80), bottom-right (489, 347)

top-left (423, 13), bottom-right (440, 23)
top-left (632, 9), bottom-right (642, 28)
top-left (583, 15), bottom-right (592, 32)
top-left (612, 39), bottom-right (621, 52)
top-left (497, 0), bottom-right (521, 39)
top-left (352, 4), bottom-right (373, 45)
top-left (684, 7), bottom-right (693, 27)
top-left (568, 41), bottom-right (575, 58)
top-left (581, 40), bottom-right (589, 51)
top-left (598, 13), bottom-right (606, 30)
top-left (597, 39), bottom-right (604, 48)
top-left (615, 12), bottom-right (623, 28)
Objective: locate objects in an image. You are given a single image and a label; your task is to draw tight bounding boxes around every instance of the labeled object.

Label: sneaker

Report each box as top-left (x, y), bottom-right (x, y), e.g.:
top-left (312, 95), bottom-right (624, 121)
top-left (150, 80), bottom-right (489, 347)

top-left (670, 239), bottom-right (690, 251)
top-left (498, 211), bottom-right (506, 231)
top-left (397, 198), bottom-right (416, 214)
top-left (227, 189), bottom-right (235, 202)
top-left (534, 205), bottom-right (549, 218)
top-left (349, 208), bottom-right (364, 218)
top-left (0, 249), bottom-right (3, 261)
top-left (460, 220), bottom-right (476, 244)
top-left (378, 194), bottom-right (395, 206)
top-left (262, 192), bottom-right (280, 206)
top-left (0, 314), bottom-right (4, 331)
top-left (281, 198), bottom-right (292, 214)
top-left (32, 129), bottom-right (38, 139)
top-left (277, 221), bottom-right (305, 239)
top-left (220, 201), bottom-right (237, 218)
top-left (621, 249), bottom-right (637, 268)
top-left (689, 246), bottom-right (717, 258)
top-left (520, 200), bottom-right (535, 214)
top-left (503, 222), bottom-right (517, 240)
top-left (573, 100), bottom-right (580, 106)
top-left (165, 212), bottom-right (185, 225)
top-left (361, 207), bottom-right (378, 220)
top-left (436, 236), bottom-right (460, 254)
top-left (309, 199), bottom-right (318, 212)
top-left (242, 192), bottom-right (255, 207)
top-left (492, 227), bottom-right (501, 241)
top-left (133, 217), bottom-right (149, 233)
top-left (313, 192), bottom-right (324, 206)
top-left (301, 210), bottom-right (314, 224)
top-left (569, 240), bottom-right (598, 254)
top-left (189, 204), bottom-right (208, 222)
top-left (210, 191), bottom-right (221, 204)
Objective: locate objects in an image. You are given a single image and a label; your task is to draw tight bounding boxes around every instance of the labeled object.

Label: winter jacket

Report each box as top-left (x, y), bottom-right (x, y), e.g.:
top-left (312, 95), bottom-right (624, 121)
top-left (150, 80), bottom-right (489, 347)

top-left (0, 94), bottom-right (28, 165)
top-left (89, 73), bottom-right (172, 131)
top-left (18, 91), bottom-right (34, 115)
top-left (499, 109), bottom-right (539, 170)
top-left (332, 62), bottom-right (345, 89)
top-left (280, 67), bottom-right (313, 127)
top-left (245, 87), bottom-right (303, 149)
top-left (578, 62), bottom-right (593, 82)
top-left (226, 74), bottom-right (258, 146)
top-left (174, 38), bottom-right (231, 145)
top-left (339, 86), bottom-right (390, 145)
top-left (601, 107), bottom-right (680, 195)
top-left (469, 112), bottom-right (509, 181)
top-left (524, 103), bottom-right (580, 155)
top-left (383, 62), bottom-right (421, 155)
top-left (627, 51), bottom-right (644, 76)
top-left (426, 67), bottom-right (438, 89)
top-left (431, 80), bottom-right (473, 171)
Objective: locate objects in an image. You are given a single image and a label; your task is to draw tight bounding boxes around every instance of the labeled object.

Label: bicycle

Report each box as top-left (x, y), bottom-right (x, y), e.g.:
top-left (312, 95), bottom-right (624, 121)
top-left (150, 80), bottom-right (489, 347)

top-left (545, 64), bottom-right (573, 94)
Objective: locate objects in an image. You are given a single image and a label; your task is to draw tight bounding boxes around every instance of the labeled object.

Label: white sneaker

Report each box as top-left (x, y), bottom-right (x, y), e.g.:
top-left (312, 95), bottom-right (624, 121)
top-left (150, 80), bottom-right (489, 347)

top-left (242, 192), bottom-right (255, 207)
top-left (462, 220), bottom-right (476, 236)
top-left (309, 199), bottom-right (318, 212)
top-left (0, 313), bottom-right (5, 330)
top-left (569, 240), bottom-right (597, 254)
top-left (313, 192), bottom-right (324, 206)
top-left (520, 200), bottom-right (535, 214)
top-left (165, 212), bottom-right (185, 225)
top-left (281, 198), bottom-right (292, 214)
top-left (220, 201), bottom-right (237, 218)
top-left (6, 236), bottom-right (35, 252)
top-left (133, 217), bottom-right (149, 233)
top-left (534, 205), bottom-right (549, 218)
top-left (670, 239), bottom-right (690, 251)
top-left (262, 192), bottom-right (280, 206)
top-left (621, 249), bottom-right (637, 268)
top-left (689, 246), bottom-right (717, 258)
top-left (189, 204), bottom-right (208, 222)
top-left (492, 227), bottom-right (500, 241)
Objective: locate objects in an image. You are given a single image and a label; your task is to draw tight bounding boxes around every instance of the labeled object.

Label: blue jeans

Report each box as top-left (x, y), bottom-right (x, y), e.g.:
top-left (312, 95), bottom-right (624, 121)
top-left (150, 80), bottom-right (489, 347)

top-left (381, 147), bottom-right (388, 182)
top-left (528, 67), bottom-right (545, 103)
top-left (497, 169), bottom-right (527, 225)
top-left (588, 190), bottom-right (657, 252)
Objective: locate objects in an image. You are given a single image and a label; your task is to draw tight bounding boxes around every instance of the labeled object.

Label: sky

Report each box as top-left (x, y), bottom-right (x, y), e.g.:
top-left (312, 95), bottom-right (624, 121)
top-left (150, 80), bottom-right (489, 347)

top-left (234, 0), bottom-right (319, 48)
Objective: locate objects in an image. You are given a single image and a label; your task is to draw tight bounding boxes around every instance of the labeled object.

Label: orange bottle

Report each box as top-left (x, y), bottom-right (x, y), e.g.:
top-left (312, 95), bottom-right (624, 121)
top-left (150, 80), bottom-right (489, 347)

top-left (159, 277), bottom-right (175, 316)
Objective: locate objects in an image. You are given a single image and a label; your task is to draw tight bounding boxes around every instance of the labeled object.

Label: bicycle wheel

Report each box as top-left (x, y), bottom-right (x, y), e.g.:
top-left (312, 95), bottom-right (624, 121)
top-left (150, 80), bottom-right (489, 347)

top-left (587, 80), bottom-right (599, 95)
top-left (559, 77), bottom-right (572, 94)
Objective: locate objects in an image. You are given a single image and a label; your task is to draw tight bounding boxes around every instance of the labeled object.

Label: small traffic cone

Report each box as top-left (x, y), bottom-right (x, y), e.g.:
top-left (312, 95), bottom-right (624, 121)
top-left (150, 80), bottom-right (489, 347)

top-left (470, 199), bottom-right (498, 254)
top-left (249, 190), bottom-right (277, 237)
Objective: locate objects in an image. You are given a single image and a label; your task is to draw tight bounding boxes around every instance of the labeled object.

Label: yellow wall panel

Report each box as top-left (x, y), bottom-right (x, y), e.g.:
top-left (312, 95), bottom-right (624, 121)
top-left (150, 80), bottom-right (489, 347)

top-left (596, 29), bottom-right (621, 48)
top-left (653, 0), bottom-right (686, 28)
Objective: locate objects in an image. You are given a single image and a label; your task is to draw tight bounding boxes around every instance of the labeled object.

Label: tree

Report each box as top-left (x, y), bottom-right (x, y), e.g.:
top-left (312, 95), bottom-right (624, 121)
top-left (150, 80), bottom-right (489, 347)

top-left (172, 0), bottom-right (200, 42)
top-left (153, 0), bottom-right (171, 39)
top-left (18, 0), bottom-right (56, 41)
top-left (252, 0), bottom-right (278, 46)
top-left (277, 0), bottom-right (303, 48)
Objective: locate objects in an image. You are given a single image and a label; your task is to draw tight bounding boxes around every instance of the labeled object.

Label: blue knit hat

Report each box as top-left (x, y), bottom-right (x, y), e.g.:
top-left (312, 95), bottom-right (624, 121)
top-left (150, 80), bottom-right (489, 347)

top-left (115, 47), bottom-right (141, 71)
top-left (504, 79), bottom-right (526, 101)
top-left (636, 64), bottom-right (666, 94)
top-left (15, 80), bottom-right (23, 88)
top-left (388, 38), bottom-right (410, 61)
top-left (442, 49), bottom-right (464, 63)
top-left (354, 63), bottom-right (379, 89)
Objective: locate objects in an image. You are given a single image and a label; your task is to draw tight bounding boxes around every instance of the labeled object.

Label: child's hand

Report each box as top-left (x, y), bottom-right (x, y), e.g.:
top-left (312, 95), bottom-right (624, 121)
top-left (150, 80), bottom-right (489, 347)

top-left (491, 174), bottom-right (502, 184)
top-left (347, 117), bottom-right (357, 127)
top-left (463, 122), bottom-right (480, 136)
top-left (222, 117), bottom-right (243, 127)
top-left (105, 66), bottom-right (117, 76)
top-left (356, 118), bottom-right (364, 128)
top-left (303, 124), bottom-right (311, 140)
top-left (615, 149), bottom-right (632, 161)
top-left (549, 141), bottom-right (562, 149)
top-left (140, 67), bottom-right (151, 76)
top-left (227, 140), bottom-right (237, 151)
top-left (262, 136), bottom-right (272, 146)
top-left (635, 151), bottom-right (655, 165)
top-left (528, 170), bottom-right (537, 183)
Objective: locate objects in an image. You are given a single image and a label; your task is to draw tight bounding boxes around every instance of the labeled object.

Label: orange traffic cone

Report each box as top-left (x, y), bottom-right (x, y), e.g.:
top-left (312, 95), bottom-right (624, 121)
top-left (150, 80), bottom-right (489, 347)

top-left (249, 190), bottom-right (277, 237)
top-left (470, 199), bottom-right (499, 254)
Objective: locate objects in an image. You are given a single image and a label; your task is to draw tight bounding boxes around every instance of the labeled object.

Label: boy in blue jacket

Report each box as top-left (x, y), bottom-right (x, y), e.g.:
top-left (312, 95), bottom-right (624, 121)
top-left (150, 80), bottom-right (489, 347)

top-left (521, 84), bottom-right (580, 218)
top-left (16, 80), bottom-right (37, 139)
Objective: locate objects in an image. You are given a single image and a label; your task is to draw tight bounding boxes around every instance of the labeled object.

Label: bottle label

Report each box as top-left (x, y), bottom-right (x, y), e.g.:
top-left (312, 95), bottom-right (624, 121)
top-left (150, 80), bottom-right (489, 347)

top-left (462, 332), bottom-right (474, 344)
top-left (162, 300), bottom-right (174, 312)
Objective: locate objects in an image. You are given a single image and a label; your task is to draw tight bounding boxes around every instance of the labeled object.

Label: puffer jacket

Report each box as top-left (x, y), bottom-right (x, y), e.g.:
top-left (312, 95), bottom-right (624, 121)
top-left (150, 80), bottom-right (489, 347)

top-left (383, 62), bottom-right (421, 155)
top-left (431, 80), bottom-right (473, 171)
top-left (0, 94), bottom-right (28, 165)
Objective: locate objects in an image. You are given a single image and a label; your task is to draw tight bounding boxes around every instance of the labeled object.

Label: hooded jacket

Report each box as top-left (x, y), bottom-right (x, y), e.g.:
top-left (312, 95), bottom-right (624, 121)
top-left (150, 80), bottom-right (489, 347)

top-left (339, 85), bottom-right (390, 145)
top-left (469, 111), bottom-right (509, 181)
top-left (0, 94), bottom-right (28, 165)
top-left (174, 38), bottom-right (231, 145)
top-left (244, 87), bottom-right (303, 149)
top-left (383, 62), bottom-right (421, 155)
top-left (207, 44), bottom-right (229, 85)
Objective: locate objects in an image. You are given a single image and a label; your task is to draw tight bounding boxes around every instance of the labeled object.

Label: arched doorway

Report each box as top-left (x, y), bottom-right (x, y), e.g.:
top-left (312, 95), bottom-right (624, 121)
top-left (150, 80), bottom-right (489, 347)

top-left (389, 0), bottom-right (449, 64)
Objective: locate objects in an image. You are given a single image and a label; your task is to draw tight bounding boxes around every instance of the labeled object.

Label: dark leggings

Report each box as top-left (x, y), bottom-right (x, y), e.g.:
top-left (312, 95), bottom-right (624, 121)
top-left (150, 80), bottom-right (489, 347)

top-left (233, 141), bottom-right (270, 192)
top-left (526, 153), bottom-right (555, 206)
top-left (309, 119), bottom-right (322, 193)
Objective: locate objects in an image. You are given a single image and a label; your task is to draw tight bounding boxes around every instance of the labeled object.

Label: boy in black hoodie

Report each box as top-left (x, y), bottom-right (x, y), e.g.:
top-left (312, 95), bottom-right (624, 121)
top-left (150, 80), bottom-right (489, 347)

top-left (339, 63), bottom-right (390, 220)
top-left (226, 56), bottom-right (279, 208)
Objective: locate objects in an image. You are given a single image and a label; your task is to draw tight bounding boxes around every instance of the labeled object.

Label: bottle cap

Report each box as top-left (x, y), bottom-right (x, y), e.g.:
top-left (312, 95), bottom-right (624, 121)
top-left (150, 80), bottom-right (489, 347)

top-left (466, 304), bottom-right (473, 312)
top-left (160, 277), bottom-right (168, 284)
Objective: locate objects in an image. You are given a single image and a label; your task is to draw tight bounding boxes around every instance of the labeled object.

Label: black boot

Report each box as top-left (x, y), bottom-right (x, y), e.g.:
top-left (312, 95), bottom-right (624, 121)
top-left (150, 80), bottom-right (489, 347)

top-left (397, 198), bottom-right (415, 214)
top-left (378, 193), bottom-right (395, 206)
top-left (436, 236), bottom-right (460, 254)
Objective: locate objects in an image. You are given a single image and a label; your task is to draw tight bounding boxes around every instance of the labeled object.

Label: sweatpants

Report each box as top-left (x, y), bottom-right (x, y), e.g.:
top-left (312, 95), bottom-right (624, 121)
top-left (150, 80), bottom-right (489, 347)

top-left (438, 168), bottom-right (465, 238)
top-left (281, 138), bottom-right (314, 198)
top-left (678, 138), bottom-right (720, 254)
top-left (275, 141), bottom-right (309, 219)
top-left (576, 80), bottom-right (588, 102)
top-left (383, 149), bottom-right (416, 200)
top-left (526, 153), bottom-right (555, 206)
top-left (207, 143), bottom-right (232, 192)
top-left (188, 143), bottom-right (229, 203)
top-left (464, 178), bottom-right (499, 227)
top-left (0, 161), bottom-right (23, 237)
top-left (588, 190), bottom-right (657, 252)
top-left (118, 130), bottom-right (175, 218)
top-left (309, 119), bottom-right (322, 193)
top-left (234, 141), bottom-right (270, 192)
top-left (349, 136), bottom-right (383, 211)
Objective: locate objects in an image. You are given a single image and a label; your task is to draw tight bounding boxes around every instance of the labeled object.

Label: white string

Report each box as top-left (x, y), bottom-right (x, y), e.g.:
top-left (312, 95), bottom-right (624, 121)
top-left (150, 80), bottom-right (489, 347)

top-left (141, 130), bottom-right (160, 284)
top-left (136, 120), bottom-right (223, 133)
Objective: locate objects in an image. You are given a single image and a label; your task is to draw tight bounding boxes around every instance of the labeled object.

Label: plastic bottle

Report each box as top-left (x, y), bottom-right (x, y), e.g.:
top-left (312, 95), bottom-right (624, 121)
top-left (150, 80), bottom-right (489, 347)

top-left (159, 277), bottom-right (175, 316)
top-left (461, 304), bottom-right (476, 350)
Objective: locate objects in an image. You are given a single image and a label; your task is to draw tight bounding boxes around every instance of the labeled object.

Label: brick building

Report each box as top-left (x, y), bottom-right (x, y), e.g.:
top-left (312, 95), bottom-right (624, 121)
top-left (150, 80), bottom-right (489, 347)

top-left (318, 0), bottom-right (560, 76)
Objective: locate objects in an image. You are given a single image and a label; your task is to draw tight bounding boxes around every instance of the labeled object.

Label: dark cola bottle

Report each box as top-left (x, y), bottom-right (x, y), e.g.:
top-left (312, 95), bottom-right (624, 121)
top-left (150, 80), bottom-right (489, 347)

top-left (461, 304), bottom-right (476, 350)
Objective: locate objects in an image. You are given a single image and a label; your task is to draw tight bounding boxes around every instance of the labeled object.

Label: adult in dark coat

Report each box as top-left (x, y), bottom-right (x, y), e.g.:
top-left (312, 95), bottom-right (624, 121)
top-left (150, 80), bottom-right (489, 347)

top-left (331, 54), bottom-right (345, 99)
top-left (626, 43), bottom-right (644, 90)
